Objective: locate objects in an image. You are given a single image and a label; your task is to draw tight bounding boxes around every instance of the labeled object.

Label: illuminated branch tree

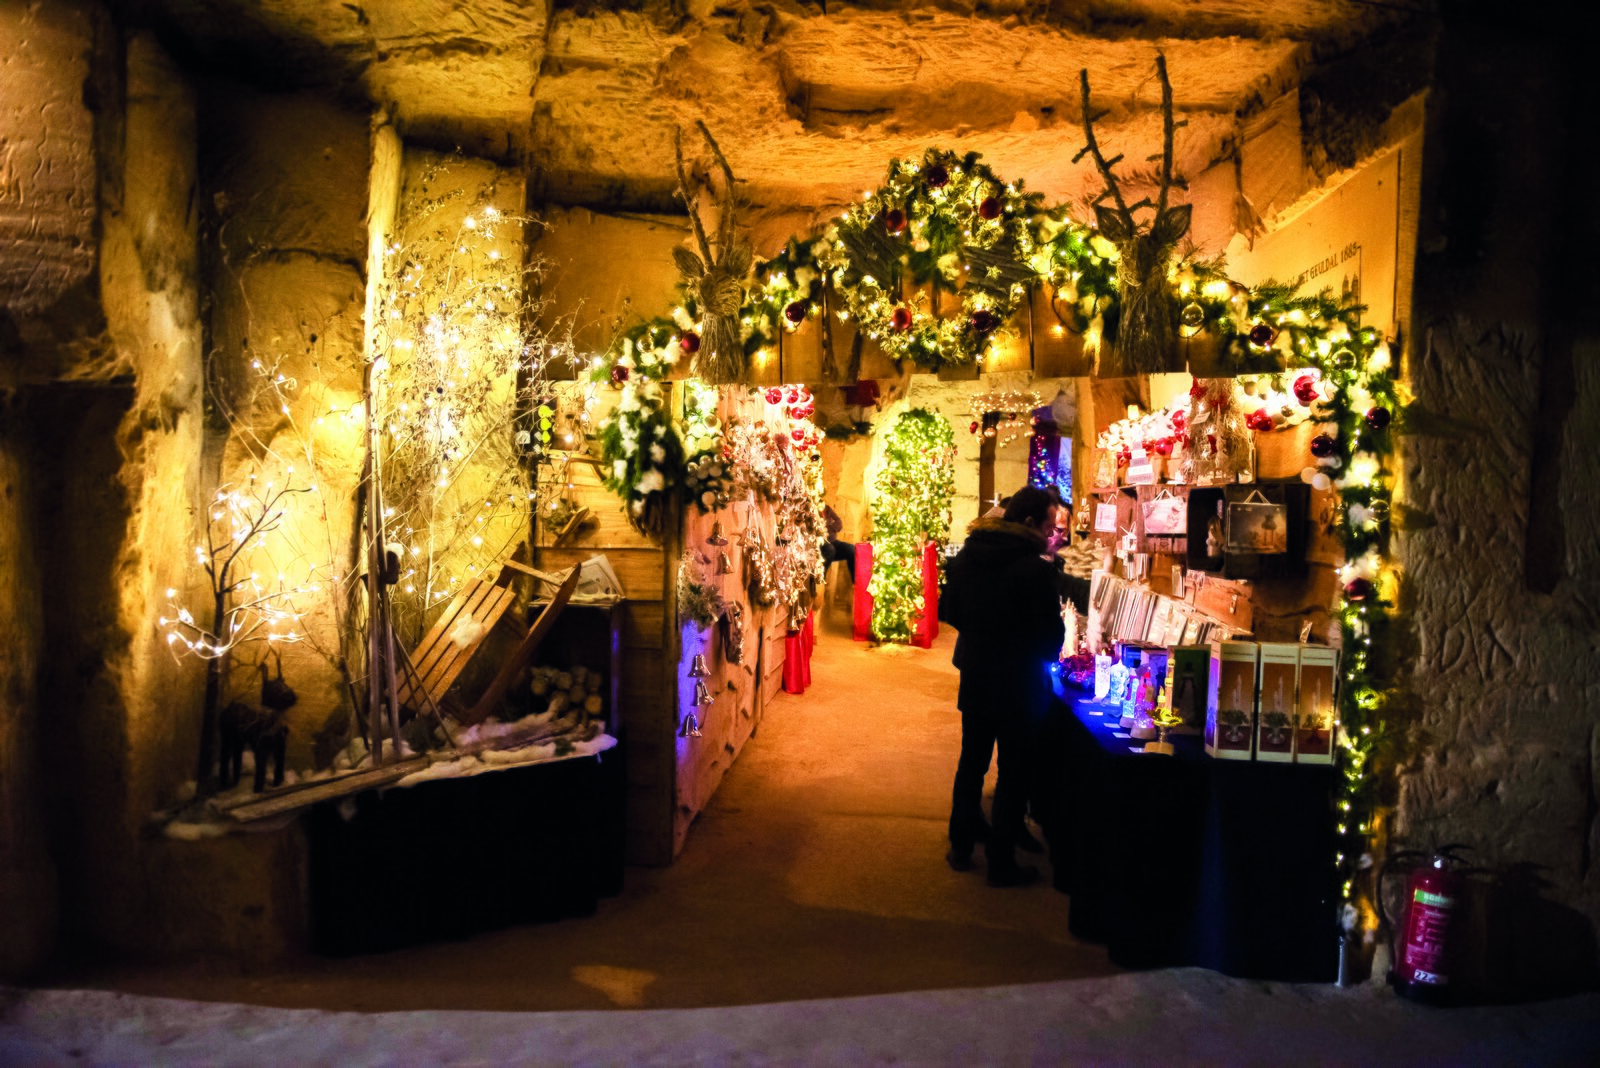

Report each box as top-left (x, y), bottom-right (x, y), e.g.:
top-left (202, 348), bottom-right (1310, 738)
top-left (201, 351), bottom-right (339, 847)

top-left (368, 164), bottom-right (559, 648)
top-left (160, 477), bottom-right (314, 792)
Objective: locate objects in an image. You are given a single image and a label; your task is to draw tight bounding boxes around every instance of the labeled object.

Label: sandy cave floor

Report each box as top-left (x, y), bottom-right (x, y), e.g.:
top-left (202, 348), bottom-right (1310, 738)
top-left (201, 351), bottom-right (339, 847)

top-left (6, 598), bottom-right (1599, 1063)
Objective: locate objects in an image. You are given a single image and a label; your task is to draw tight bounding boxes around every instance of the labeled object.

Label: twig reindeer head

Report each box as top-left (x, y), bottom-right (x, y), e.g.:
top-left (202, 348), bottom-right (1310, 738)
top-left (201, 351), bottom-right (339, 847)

top-left (673, 121), bottom-right (752, 385)
top-left (1077, 54), bottom-right (1191, 376)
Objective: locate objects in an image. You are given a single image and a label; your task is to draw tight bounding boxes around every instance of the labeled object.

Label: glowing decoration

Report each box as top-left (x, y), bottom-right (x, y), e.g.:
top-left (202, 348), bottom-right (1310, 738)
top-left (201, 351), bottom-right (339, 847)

top-left (867, 409), bottom-right (955, 642)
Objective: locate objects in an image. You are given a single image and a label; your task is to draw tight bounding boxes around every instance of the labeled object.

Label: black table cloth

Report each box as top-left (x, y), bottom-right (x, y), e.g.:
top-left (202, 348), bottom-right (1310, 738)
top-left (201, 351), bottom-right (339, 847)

top-left (1045, 690), bottom-right (1339, 982)
top-left (307, 748), bottom-right (625, 955)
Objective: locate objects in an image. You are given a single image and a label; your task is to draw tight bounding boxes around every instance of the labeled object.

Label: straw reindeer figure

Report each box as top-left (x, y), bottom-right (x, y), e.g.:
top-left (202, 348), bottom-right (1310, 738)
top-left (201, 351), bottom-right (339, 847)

top-left (1076, 54), bottom-right (1191, 376)
top-left (673, 121), bottom-right (752, 385)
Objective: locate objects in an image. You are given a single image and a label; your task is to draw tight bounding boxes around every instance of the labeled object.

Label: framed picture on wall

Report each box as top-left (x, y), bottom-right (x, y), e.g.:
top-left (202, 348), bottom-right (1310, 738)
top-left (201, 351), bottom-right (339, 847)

top-left (1226, 491), bottom-right (1288, 555)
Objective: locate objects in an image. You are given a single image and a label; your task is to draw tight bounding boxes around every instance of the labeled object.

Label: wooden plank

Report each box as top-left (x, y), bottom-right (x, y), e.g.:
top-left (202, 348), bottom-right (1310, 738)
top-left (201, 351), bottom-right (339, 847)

top-left (534, 547), bottom-right (666, 602)
top-left (622, 602), bottom-right (666, 649)
top-left (222, 758), bottom-right (430, 822)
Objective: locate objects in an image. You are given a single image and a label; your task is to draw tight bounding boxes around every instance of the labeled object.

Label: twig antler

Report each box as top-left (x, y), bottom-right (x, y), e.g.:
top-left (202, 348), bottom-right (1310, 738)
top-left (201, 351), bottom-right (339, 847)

top-left (673, 122), bottom-right (751, 384)
top-left (1075, 53), bottom-right (1192, 375)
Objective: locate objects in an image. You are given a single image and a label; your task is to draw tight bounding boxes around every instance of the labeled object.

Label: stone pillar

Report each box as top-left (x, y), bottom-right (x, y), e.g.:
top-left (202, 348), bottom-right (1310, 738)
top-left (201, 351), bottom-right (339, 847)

top-left (1403, 9), bottom-right (1600, 992)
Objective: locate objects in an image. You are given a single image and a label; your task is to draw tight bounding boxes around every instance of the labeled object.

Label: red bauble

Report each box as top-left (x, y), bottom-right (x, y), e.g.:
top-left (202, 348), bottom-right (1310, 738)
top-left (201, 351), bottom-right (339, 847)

top-left (1309, 433), bottom-right (1337, 458)
top-left (1116, 448), bottom-right (1132, 468)
top-left (1248, 322), bottom-right (1277, 348)
top-left (792, 428), bottom-right (805, 442)
top-left (1154, 438), bottom-right (1174, 457)
top-left (765, 387), bottom-right (783, 404)
top-left (610, 364), bottom-right (630, 385)
top-left (1189, 378), bottom-right (1208, 398)
top-left (977, 196), bottom-right (1003, 221)
top-left (925, 164), bottom-right (950, 189)
top-left (969, 308), bottom-right (1000, 335)
top-left (679, 331), bottom-right (701, 354)
top-left (1344, 577), bottom-right (1375, 602)
top-left (785, 387), bottom-right (798, 403)
top-left (891, 305), bottom-right (913, 332)
top-left (884, 208), bottom-right (907, 234)
top-left (1293, 375), bottom-right (1319, 407)
top-left (1171, 410), bottom-right (1187, 431)
top-left (969, 421), bottom-right (980, 434)
top-left (1365, 406), bottom-right (1392, 431)
top-left (1246, 408), bottom-right (1274, 432)
top-left (784, 300), bottom-right (809, 324)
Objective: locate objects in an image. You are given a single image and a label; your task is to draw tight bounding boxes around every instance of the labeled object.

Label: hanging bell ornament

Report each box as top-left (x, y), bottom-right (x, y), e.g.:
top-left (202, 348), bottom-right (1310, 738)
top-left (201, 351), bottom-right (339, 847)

top-left (707, 521), bottom-right (728, 546)
top-left (717, 549), bottom-right (735, 575)
top-left (692, 677), bottom-right (714, 706)
top-left (680, 711), bottom-right (702, 738)
top-left (1178, 302), bottom-right (1205, 338)
top-left (688, 653), bottom-right (710, 678)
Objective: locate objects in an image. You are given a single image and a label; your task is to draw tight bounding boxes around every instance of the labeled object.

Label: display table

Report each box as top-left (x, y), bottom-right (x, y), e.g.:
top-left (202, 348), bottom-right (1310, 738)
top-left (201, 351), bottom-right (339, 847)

top-left (306, 748), bottom-right (625, 955)
top-left (1046, 690), bottom-right (1338, 981)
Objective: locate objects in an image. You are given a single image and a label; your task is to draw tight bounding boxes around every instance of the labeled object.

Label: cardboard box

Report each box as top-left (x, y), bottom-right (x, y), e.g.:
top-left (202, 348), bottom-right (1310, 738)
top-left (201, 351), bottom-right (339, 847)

top-left (1162, 644), bottom-right (1212, 734)
top-left (1295, 645), bottom-right (1339, 764)
top-left (1205, 640), bottom-right (1258, 759)
top-left (1256, 642), bottom-right (1300, 763)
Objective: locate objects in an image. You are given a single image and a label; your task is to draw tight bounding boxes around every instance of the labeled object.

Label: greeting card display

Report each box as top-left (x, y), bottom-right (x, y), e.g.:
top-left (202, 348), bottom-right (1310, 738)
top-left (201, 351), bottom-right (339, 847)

top-left (1092, 448), bottom-right (1119, 489)
top-left (1226, 489), bottom-right (1288, 555)
top-left (1142, 490), bottom-right (1187, 535)
top-left (1295, 645), bottom-right (1339, 764)
top-left (1205, 640), bottom-right (1258, 760)
top-left (1256, 642), bottom-right (1300, 763)
top-left (1093, 501), bottom-right (1119, 533)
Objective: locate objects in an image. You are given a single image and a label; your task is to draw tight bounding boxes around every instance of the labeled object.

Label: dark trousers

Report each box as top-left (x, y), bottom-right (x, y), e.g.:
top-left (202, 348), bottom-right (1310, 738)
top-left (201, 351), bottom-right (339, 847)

top-left (949, 704), bottom-right (1026, 867)
top-left (822, 539), bottom-right (856, 582)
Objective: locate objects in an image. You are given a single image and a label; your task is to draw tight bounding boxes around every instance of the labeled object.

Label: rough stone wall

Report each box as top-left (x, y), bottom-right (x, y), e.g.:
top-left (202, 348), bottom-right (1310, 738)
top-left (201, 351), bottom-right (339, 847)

top-left (1402, 13), bottom-right (1600, 989)
top-left (198, 81), bottom-right (370, 767)
top-left (0, 0), bottom-right (99, 341)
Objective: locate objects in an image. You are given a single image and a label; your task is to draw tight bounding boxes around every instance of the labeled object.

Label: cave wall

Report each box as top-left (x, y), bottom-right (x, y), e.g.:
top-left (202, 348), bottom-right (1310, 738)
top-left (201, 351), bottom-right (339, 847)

top-left (1401, 9), bottom-right (1600, 989)
top-left (0, 3), bottom-right (222, 967)
top-left (197, 78), bottom-right (371, 768)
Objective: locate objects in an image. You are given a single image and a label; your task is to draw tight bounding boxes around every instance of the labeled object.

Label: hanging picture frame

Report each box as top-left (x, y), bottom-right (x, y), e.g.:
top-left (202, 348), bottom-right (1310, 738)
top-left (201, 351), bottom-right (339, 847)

top-left (1141, 489), bottom-right (1188, 535)
top-left (1093, 501), bottom-right (1119, 533)
top-left (1226, 489), bottom-right (1288, 555)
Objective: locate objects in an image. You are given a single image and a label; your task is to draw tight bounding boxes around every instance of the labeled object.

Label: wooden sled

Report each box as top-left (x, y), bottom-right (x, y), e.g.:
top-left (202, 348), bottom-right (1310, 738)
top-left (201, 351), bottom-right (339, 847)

top-left (396, 560), bottom-right (582, 729)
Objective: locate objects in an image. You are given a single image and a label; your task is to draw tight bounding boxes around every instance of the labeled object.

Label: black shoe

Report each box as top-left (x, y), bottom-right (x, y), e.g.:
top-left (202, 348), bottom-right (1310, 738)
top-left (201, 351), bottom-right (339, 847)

top-left (1013, 827), bottom-right (1045, 855)
top-left (946, 848), bottom-right (977, 872)
top-left (986, 863), bottom-right (1040, 888)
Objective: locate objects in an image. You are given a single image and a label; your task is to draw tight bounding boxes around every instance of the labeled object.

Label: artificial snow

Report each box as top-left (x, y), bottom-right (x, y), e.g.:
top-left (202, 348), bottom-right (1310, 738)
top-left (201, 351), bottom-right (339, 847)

top-left (392, 731), bottom-right (615, 788)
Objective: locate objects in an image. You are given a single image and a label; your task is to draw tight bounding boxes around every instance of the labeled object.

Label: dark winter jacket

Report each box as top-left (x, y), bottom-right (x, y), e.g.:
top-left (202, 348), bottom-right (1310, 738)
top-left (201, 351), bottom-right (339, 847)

top-left (939, 517), bottom-right (1065, 719)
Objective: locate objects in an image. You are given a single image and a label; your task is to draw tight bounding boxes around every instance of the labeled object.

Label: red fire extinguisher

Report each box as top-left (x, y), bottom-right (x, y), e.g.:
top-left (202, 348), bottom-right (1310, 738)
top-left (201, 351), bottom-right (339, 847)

top-left (1383, 843), bottom-right (1469, 1003)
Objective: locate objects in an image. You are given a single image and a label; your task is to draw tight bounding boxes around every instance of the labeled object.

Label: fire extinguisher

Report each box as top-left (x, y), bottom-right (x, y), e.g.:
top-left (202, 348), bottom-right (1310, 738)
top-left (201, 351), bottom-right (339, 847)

top-left (1381, 843), bottom-right (1470, 1003)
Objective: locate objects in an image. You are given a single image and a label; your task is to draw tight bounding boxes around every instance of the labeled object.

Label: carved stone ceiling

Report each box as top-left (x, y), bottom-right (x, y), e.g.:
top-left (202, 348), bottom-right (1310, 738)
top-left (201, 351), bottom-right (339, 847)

top-left (132, 1), bottom-right (1404, 221)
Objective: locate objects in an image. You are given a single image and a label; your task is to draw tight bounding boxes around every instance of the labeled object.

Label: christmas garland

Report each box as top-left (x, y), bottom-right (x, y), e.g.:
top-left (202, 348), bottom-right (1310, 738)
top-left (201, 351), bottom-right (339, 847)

top-left (868, 408), bottom-right (956, 642)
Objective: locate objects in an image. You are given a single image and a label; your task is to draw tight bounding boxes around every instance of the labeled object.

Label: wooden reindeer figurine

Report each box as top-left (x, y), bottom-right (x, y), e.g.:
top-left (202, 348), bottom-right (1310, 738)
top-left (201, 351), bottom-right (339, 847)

top-left (217, 655), bottom-right (295, 792)
top-left (672, 120), bottom-right (752, 385)
top-left (1076, 53), bottom-right (1191, 376)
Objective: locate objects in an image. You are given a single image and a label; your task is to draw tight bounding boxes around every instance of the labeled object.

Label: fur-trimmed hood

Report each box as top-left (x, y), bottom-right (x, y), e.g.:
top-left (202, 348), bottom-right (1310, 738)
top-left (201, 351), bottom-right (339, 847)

top-left (963, 515), bottom-right (1048, 552)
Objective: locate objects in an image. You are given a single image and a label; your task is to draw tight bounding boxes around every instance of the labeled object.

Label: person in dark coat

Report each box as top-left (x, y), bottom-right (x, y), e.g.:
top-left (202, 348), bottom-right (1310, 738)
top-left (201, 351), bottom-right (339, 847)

top-left (938, 487), bottom-right (1065, 886)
